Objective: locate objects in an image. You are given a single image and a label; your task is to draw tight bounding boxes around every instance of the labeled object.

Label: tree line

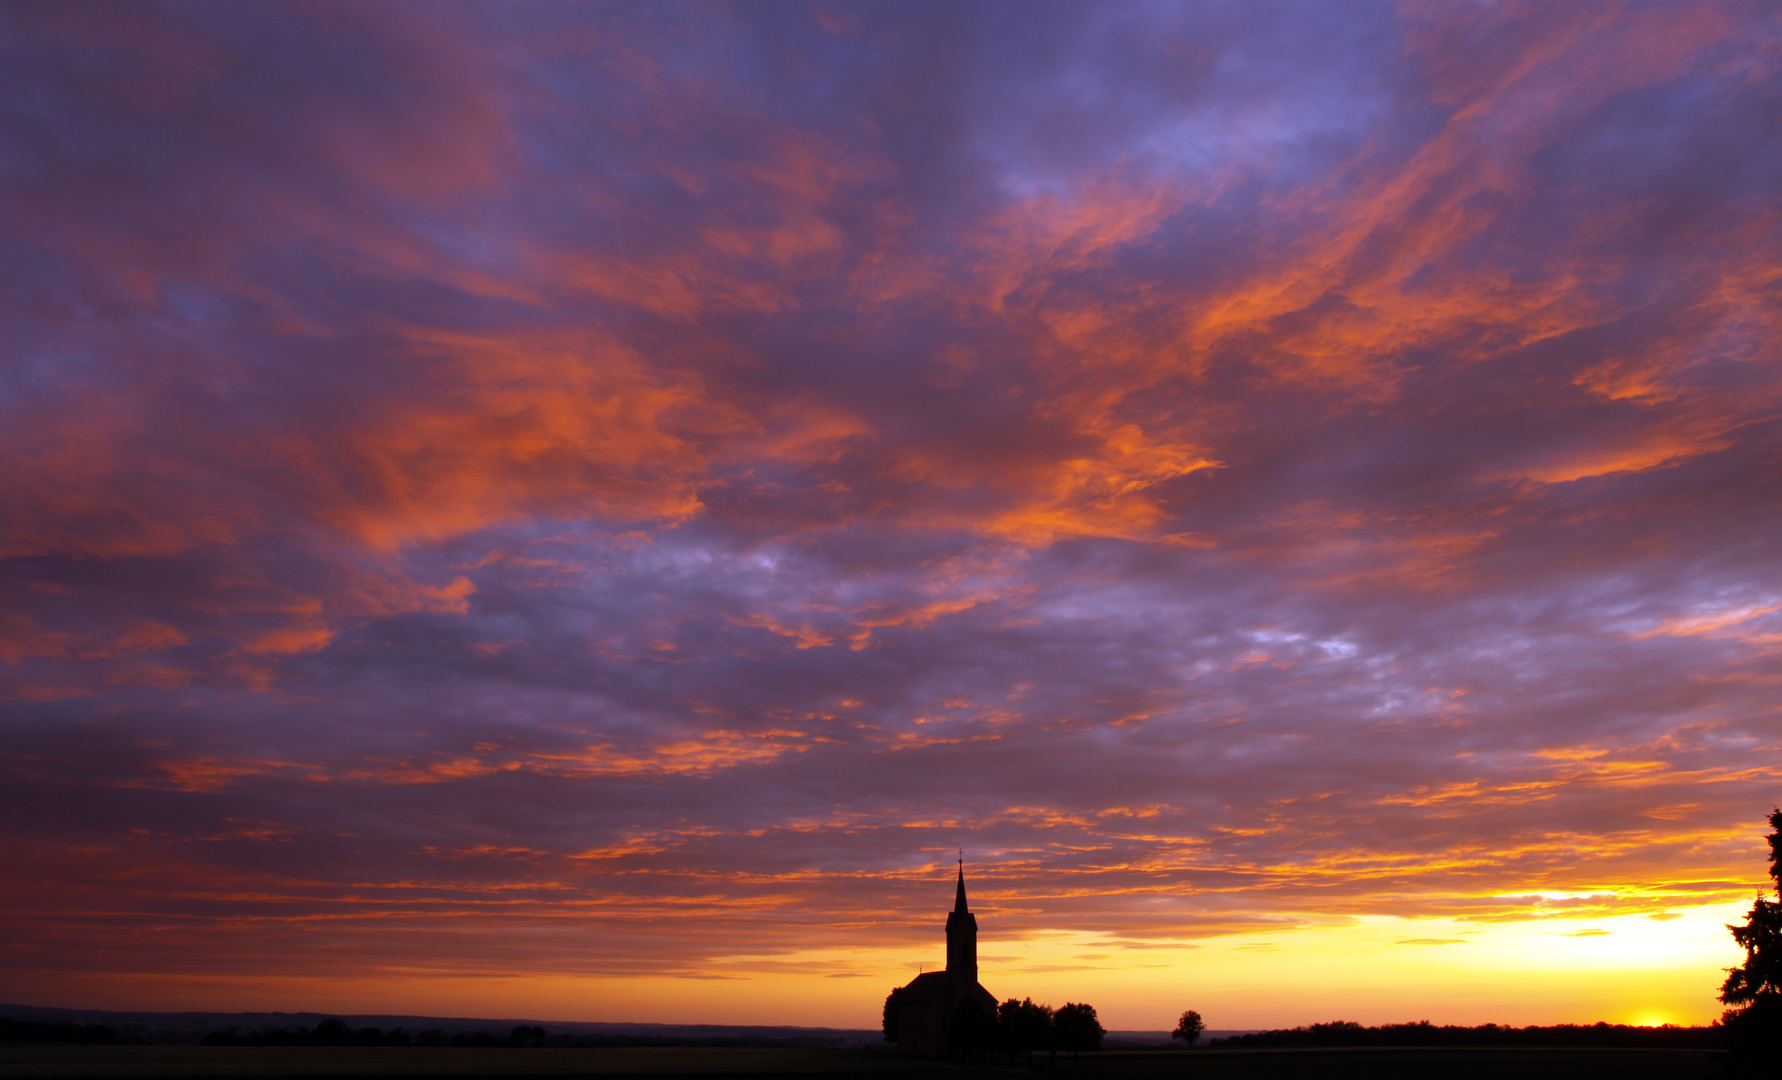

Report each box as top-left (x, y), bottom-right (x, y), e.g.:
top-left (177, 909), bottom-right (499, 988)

top-left (0, 1019), bottom-right (124, 1045)
top-left (882, 995), bottom-right (1106, 1059)
top-left (1209, 1020), bottom-right (1720, 1050)
top-left (195, 1022), bottom-right (845, 1050)
top-left (200, 1020), bottom-right (548, 1047)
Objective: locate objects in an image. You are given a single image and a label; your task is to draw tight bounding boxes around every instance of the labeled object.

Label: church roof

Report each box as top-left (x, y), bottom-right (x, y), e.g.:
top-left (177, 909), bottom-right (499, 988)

top-left (895, 970), bottom-right (950, 1000)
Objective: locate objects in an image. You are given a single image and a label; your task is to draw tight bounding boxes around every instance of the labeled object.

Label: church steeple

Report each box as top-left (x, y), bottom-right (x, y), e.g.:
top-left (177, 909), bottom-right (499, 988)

top-left (945, 857), bottom-right (977, 981)
top-left (888, 857), bottom-right (996, 1057)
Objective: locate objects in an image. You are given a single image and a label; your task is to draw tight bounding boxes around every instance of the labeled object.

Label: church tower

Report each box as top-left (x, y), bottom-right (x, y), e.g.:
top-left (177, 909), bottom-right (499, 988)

top-left (944, 861), bottom-right (977, 985)
top-left (888, 859), bottom-right (997, 1057)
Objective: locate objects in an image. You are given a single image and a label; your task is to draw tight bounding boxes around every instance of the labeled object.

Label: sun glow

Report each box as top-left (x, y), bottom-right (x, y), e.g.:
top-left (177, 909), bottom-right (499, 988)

top-left (4, 0), bottom-right (1777, 1036)
top-left (1627, 1012), bottom-right (1683, 1028)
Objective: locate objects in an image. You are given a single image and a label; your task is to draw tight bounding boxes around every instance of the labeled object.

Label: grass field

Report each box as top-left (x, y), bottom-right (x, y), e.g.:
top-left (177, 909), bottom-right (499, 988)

top-left (0, 1045), bottom-right (1732, 1079)
top-left (1027, 1047), bottom-right (1727, 1080)
top-left (0, 1046), bottom-right (950, 1078)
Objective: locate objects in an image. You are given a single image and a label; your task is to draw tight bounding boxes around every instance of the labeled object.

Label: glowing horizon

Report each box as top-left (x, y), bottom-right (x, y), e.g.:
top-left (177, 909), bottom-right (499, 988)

top-left (2, 0), bottom-right (1780, 1033)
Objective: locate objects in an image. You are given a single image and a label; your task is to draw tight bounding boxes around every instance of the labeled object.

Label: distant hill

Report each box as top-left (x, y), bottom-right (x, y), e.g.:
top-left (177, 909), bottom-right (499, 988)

top-left (1208, 1020), bottom-right (1722, 1050)
top-left (0, 1003), bottom-right (1252, 1049)
top-left (0, 1004), bottom-right (879, 1048)
top-left (1100, 1029), bottom-right (1258, 1048)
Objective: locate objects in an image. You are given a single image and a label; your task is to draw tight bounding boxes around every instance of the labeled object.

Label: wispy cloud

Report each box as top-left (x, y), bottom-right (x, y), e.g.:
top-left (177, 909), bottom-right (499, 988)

top-left (1, 0), bottom-right (1779, 1027)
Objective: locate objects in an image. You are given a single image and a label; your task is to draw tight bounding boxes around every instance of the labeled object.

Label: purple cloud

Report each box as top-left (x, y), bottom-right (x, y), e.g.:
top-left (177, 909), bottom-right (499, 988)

top-left (2, 0), bottom-right (1779, 1024)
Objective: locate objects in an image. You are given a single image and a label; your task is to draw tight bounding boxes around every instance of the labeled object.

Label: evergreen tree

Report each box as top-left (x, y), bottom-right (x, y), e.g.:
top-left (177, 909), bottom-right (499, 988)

top-left (1721, 807), bottom-right (1782, 1059)
top-left (882, 991), bottom-right (899, 1043)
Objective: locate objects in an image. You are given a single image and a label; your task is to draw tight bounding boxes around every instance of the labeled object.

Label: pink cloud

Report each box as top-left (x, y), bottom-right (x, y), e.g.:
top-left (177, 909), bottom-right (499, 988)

top-left (2, 0), bottom-right (1780, 1023)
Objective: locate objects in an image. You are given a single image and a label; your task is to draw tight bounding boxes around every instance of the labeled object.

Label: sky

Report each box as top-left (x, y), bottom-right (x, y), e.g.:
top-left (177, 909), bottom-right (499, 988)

top-left (2, 0), bottom-right (1780, 1032)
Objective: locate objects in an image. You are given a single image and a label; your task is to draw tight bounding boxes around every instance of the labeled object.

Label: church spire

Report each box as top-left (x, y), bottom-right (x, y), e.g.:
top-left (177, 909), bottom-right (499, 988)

top-left (945, 855), bottom-right (978, 980)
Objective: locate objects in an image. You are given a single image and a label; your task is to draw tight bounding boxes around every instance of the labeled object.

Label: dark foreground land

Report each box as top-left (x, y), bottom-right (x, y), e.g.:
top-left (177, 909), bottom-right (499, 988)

top-left (0, 1045), bottom-right (1736, 1080)
top-left (1039, 1047), bottom-right (1727, 1079)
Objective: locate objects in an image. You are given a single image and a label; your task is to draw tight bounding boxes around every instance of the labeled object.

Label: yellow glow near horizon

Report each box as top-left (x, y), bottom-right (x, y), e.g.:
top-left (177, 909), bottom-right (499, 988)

top-left (951, 902), bottom-right (1745, 1030)
top-left (39, 900), bottom-right (1744, 1031)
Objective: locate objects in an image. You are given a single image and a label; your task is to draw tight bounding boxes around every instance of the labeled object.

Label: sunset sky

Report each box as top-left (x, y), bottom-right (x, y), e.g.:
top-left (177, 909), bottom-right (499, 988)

top-left (3, 0), bottom-right (1781, 1033)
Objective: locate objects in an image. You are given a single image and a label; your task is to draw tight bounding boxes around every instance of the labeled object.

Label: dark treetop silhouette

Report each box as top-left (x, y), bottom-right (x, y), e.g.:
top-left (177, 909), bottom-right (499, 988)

top-left (883, 863), bottom-right (998, 1058)
top-left (1051, 1002), bottom-right (1104, 1057)
top-left (1721, 807), bottom-right (1782, 1059)
top-left (994, 998), bottom-right (1053, 1059)
top-left (1173, 1009), bottom-right (1204, 1046)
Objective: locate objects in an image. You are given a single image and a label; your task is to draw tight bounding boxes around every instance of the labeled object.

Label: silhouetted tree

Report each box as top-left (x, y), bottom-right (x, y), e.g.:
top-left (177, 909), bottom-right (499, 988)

top-left (1173, 1009), bottom-right (1204, 1047)
top-left (882, 991), bottom-right (898, 1043)
top-left (994, 999), bottom-right (1017, 1057)
top-left (1052, 1002), bottom-right (1103, 1058)
top-left (1723, 807), bottom-right (1782, 1060)
top-left (995, 997), bottom-right (1053, 1059)
top-left (509, 1026), bottom-right (545, 1047)
top-left (414, 1028), bottom-right (447, 1046)
top-left (312, 1019), bottom-right (353, 1046)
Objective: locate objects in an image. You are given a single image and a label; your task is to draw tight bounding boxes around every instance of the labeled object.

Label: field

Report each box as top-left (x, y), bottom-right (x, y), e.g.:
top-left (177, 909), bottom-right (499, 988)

top-left (0, 1045), bottom-right (1731, 1079)
top-left (1032, 1047), bottom-right (1727, 1080)
top-left (0, 1046), bottom-right (963, 1078)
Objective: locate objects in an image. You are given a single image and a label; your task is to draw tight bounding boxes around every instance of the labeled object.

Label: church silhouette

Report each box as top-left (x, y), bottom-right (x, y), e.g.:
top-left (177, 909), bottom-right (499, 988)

top-left (886, 862), bottom-right (998, 1056)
